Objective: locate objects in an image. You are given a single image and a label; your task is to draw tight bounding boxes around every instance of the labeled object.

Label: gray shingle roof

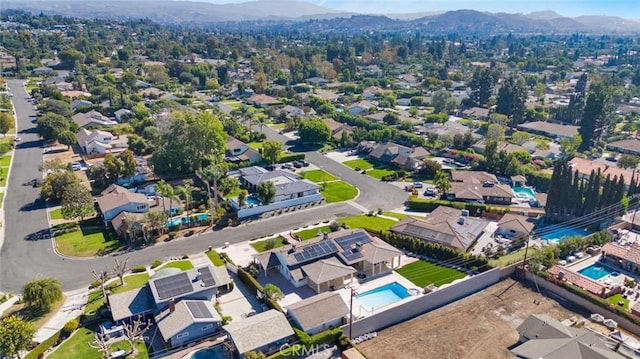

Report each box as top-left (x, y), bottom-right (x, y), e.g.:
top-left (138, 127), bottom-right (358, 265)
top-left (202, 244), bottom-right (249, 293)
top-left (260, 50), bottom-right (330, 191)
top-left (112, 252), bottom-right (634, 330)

top-left (108, 287), bottom-right (154, 322)
top-left (301, 258), bottom-right (356, 284)
top-left (224, 309), bottom-right (294, 354)
top-left (285, 292), bottom-right (349, 332)
top-left (156, 300), bottom-right (221, 340)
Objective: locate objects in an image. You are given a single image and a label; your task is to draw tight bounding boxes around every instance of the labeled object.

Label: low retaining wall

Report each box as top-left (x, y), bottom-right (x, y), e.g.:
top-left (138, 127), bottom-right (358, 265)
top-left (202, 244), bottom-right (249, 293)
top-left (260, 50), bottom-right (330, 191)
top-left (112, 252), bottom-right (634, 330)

top-left (523, 272), bottom-right (640, 337)
top-left (342, 267), bottom-right (501, 338)
top-left (236, 194), bottom-right (323, 219)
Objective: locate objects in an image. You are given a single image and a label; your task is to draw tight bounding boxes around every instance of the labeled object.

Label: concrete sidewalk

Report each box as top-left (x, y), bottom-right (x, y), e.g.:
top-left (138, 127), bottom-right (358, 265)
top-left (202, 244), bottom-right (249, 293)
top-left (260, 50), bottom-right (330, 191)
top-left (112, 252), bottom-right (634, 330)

top-left (33, 289), bottom-right (89, 343)
top-left (0, 294), bottom-right (19, 316)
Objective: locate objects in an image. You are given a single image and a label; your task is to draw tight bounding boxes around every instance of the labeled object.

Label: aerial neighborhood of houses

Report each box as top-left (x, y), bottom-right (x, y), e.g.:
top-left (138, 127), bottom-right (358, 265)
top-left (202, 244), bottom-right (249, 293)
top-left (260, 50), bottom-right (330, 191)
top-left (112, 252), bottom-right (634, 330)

top-left (4, 6), bottom-right (640, 359)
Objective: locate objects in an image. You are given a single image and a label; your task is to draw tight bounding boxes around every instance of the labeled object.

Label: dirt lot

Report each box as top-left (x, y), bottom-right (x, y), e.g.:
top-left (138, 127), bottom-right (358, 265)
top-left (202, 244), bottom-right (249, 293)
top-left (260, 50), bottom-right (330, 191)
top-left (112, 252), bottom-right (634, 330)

top-left (358, 279), bottom-right (593, 359)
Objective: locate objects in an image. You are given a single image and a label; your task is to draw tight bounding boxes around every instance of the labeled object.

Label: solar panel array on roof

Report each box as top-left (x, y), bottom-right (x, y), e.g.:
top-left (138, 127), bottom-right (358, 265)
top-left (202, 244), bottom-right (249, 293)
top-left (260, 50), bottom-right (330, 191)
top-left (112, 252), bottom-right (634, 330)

top-left (335, 232), bottom-right (372, 250)
top-left (197, 267), bottom-right (215, 287)
top-left (292, 241), bottom-right (338, 263)
top-left (186, 301), bottom-right (213, 318)
top-left (154, 272), bottom-right (193, 300)
top-left (342, 250), bottom-right (364, 262)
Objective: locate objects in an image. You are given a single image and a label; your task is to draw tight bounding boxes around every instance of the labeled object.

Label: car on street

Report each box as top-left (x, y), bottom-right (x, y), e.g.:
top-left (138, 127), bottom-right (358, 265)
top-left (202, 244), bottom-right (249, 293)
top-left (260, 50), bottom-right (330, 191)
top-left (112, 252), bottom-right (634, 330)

top-left (413, 182), bottom-right (424, 189)
top-left (14, 136), bottom-right (20, 142)
top-left (293, 161), bottom-right (303, 168)
top-left (282, 162), bottom-right (293, 169)
top-left (424, 186), bottom-right (435, 196)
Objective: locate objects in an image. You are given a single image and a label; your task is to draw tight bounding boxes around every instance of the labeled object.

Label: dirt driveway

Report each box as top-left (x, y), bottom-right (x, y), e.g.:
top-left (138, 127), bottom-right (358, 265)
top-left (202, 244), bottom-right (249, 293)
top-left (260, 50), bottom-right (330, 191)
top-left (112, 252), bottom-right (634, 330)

top-left (358, 279), bottom-right (592, 359)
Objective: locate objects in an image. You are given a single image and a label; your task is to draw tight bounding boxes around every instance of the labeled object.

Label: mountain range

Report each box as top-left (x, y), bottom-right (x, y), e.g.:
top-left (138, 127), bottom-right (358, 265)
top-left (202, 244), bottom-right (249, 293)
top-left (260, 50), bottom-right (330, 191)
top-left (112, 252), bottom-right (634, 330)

top-left (3, 0), bottom-right (640, 33)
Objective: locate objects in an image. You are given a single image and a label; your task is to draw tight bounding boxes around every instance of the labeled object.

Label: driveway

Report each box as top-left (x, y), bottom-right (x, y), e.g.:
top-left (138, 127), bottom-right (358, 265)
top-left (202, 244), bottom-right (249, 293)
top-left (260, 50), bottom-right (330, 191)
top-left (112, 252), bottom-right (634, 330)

top-left (261, 126), bottom-right (408, 210)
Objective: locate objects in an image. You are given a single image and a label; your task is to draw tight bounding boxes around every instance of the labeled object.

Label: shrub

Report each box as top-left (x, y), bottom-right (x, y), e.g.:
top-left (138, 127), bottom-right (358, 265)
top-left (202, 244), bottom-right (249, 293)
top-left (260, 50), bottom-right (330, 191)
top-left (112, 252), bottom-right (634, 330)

top-left (184, 230), bottom-right (195, 237)
top-left (131, 265), bottom-right (146, 273)
top-left (62, 319), bottom-right (78, 336)
top-left (89, 280), bottom-right (100, 289)
top-left (151, 260), bottom-right (163, 269)
top-left (167, 232), bottom-right (177, 240)
top-left (219, 252), bottom-right (236, 266)
top-left (24, 330), bottom-right (62, 359)
top-left (329, 221), bottom-right (341, 232)
top-left (238, 268), bottom-right (263, 294)
top-left (222, 315), bottom-right (232, 325)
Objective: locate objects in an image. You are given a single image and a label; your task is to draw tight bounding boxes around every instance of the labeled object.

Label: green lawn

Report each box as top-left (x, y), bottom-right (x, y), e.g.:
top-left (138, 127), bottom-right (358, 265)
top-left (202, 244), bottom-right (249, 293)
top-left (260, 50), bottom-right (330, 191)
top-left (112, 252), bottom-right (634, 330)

top-left (50, 208), bottom-right (64, 220)
top-left (83, 290), bottom-right (106, 323)
top-left (489, 248), bottom-right (539, 267)
top-left (109, 273), bottom-right (150, 294)
top-left (156, 260), bottom-right (194, 271)
top-left (607, 293), bottom-right (630, 311)
top-left (397, 260), bottom-right (467, 287)
top-left (0, 154), bottom-right (11, 167)
top-left (206, 250), bottom-right (226, 266)
top-left (343, 158), bottom-right (375, 170)
top-left (250, 236), bottom-right (288, 252)
top-left (226, 187), bottom-right (243, 199)
top-left (295, 226), bottom-right (331, 240)
top-left (0, 167), bottom-right (8, 186)
top-left (338, 215), bottom-right (396, 233)
top-left (367, 168), bottom-right (395, 180)
top-left (271, 123), bottom-right (286, 129)
top-left (382, 212), bottom-right (409, 220)
top-left (221, 99), bottom-right (242, 108)
top-left (300, 169), bottom-right (338, 183)
top-left (320, 181), bottom-right (358, 203)
top-left (55, 226), bottom-right (125, 257)
top-left (25, 81), bottom-right (39, 93)
top-left (48, 326), bottom-right (148, 359)
top-left (247, 142), bottom-right (264, 150)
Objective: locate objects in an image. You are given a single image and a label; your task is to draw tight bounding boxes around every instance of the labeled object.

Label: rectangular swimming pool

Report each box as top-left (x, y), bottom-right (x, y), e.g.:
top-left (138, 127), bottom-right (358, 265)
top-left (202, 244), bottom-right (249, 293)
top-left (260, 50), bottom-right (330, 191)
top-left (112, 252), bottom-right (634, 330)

top-left (539, 227), bottom-right (593, 243)
top-left (356, 282), bottom-right (411, 311)
top-left (512, 186), bottom-right (536, 199)
top-left (578, 263), bottom-right (619, 281)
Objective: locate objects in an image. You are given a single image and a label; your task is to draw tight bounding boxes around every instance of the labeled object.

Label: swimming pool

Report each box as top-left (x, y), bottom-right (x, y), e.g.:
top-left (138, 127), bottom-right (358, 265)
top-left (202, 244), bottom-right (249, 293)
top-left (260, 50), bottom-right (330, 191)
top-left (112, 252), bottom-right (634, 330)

top-left (512, 186), bottom-right (536, 199)
top-left (191, 348), bottom-right (223, 359)
top-left (539, 227), bottom-right (593, 243)
top-left (356, 282), bottom-right (411, 310)
top-left (246, 196), bottom-right (261, 206)
top-left (578, 263), bottom-right (619, 281)
top-left (166, 213), bottom-right (211, 227)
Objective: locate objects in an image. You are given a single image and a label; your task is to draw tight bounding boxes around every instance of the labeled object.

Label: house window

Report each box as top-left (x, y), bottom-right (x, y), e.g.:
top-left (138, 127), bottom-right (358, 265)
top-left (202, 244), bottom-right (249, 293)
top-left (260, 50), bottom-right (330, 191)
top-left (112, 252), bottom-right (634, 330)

top-left (176, 332), bottom-right (189, 340)
top-left (201, 324), bottom-right (214, 331)
top-left (297, 192), bottom-right (304, 198)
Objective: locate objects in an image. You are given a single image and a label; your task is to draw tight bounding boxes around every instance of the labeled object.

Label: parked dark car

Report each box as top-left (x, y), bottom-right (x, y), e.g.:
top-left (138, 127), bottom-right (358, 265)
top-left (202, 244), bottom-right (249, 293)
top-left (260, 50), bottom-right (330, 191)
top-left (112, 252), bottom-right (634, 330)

top-left (293, 161), bottom-right (303, 168)
top-left (301, 159), bottom-right (309, 167)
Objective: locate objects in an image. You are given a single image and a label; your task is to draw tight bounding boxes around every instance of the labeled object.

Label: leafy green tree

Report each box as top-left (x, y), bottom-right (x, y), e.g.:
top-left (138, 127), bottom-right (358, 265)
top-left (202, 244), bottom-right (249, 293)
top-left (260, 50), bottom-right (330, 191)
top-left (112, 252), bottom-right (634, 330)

top-left (36, 113), bottom-right (69, 141)
top-left (486, 123), bottom-right (505, 142)
top-left (57, 130), bottom-right (76, 150)
top-left (103, 153), bottom-right (122, 183)
top-left (61, 181), bottom-right (95, 222)
top-left (298, 118), bottom-right (331, 145)
top-left (417, 159), bottom-right (442, 179)
top-left (41, 170), bottom-right (79, 202)
top-left (39, 99), bottom-right (73, 118)
top-left (534, 82), bottom-right (546, 100)
top-left (559, 134), bottom-right (582, 160)
top-left (127, 134), bottom-right (147, 155)
top-left (496, 76), bottom-right (527, 127)
top-left (238, 189), bottom-right (248, 208)
top-left (0, 315), bottom-right (36, 359)
top-left (0, 112), bottom-right (13, 136)
top-left (383, 112), bottom-right (399, 125)
top-left (470, 66), bottom-right (499, 106)
top-left (245, 352), bottom-right (266, 359)
top-left (263, 283), bottom-right (284, 301)
top-left (218, 177), bottom-right (240, 198)
top-left (618, 154), bottom-right (640, 169)
top-left (578, 82), bottom-right (614, 151)
top-left (262, 139), bottom-right (283, 164)
top-left (118, 150), bottom-right (137, 179)
top-left (431, 89), bottom-right (457, 114)
top-left (151, 111), bottom-right (225, 175)
top-left (511, 131), bottom-right (531, 145)
top-left (257, 181), bottom-right (276, 205)
top-left (22, 278), bottom-right (63, 311)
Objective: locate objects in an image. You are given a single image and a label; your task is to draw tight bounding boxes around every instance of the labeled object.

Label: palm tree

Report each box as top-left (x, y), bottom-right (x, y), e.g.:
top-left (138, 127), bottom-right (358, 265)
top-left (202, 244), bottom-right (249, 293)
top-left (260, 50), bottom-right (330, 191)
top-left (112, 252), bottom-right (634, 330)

top-left (233, 104), bottom-right (255, 137)
top-left (238, 190), bottom-right (248, 209)
top-left (200, 163), bottom-right (225, 214)
top-left (155, 180), bottom-right (177, 223)
top-left (255, 114), bottom-right (268, 134)
top-left (178, 179), bottom-right (194, 215)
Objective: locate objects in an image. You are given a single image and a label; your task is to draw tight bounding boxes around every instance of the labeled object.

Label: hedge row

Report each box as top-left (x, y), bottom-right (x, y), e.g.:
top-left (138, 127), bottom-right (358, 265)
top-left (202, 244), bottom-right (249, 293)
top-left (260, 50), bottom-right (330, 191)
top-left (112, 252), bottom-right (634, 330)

top-left (406, 197), bottom-right (510, 216)
top-left (24, 329), bottom-right (62, 359)
top-left (277, 153), bottom-right (305, 163)
top-left (237, 268), bottom-right (282, 312)
top-left (219, 252), bottom-right (236, 266)
top-left (375, 231), bottom-right (491, 273)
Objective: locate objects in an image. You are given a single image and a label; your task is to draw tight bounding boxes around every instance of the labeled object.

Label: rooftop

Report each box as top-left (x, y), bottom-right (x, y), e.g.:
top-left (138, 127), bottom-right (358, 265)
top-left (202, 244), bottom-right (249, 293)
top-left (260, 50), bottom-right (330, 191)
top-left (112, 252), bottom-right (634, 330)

top-left (285, 292), bottom-right (349, 332)
top-left (224, 309), bottom-right (294, 354)
top-left (156, 300), bottom-right (221, 340)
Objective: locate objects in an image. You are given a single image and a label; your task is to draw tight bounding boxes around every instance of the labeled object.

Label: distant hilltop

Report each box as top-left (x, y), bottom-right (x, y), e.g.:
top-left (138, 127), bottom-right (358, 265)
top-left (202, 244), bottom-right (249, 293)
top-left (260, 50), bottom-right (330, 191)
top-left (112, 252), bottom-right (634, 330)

top-left (2, 0), bottom-right (640, 33)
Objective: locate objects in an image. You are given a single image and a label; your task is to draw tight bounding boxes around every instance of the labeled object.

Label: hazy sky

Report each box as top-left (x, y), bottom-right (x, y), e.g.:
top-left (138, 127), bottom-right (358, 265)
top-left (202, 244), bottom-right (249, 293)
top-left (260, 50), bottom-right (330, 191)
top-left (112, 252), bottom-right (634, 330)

top-left (204, 0), bottom-right (640, 18)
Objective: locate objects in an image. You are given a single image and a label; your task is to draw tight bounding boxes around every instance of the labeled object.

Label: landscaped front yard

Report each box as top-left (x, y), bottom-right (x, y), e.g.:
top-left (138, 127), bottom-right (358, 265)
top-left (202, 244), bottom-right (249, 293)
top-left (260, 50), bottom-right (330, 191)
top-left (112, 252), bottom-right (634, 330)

top-left (396, 260), bottom-right (467, 287)
top-left (110, 273), bottom-right (150, 294)
top-left (250, 236), bottom-right (288, 252)
top-left (0, 154), bottom-right (11, 167)
top-left (295, 225), bottom-right (331, 240)
top-left (54, 226), bottom-right (125, 257)
top-left (338, 215), bottom-right (396, 233)
top-left (247, 141), bottom-right (263, 150)
top-left (48, 326), bottom-right (148, 359)
top-left (320, 181), bottom-right (358, 203)
top-left (206, 250), bottom-right (226, 266)
top-left (343, 158), bottom-right (375, 170)
top-left (50, 208), bottom-right (64, 220)
top-left (300, 169), bottom-right (338, 183)
top-left (367, 168), bottom-right (395, 180)
top-left (155, 260), bottom-right (194, 271)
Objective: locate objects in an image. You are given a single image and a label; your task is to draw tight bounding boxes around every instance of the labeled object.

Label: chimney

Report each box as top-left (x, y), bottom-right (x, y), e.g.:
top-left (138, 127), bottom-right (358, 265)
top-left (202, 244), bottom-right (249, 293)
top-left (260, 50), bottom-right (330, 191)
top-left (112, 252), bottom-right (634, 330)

top-left (169, 298), bottom-right (175, 313)
top-left (458, 217), bottom-right (465, 225)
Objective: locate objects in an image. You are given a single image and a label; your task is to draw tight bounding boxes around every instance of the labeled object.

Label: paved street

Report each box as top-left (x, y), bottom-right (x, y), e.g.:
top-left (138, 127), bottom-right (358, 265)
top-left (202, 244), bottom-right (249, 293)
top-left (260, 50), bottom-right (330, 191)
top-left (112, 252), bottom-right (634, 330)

top-left (261, 126), bottom-right (408, 210)
top-left (0, 82), bottom-right (403, 292)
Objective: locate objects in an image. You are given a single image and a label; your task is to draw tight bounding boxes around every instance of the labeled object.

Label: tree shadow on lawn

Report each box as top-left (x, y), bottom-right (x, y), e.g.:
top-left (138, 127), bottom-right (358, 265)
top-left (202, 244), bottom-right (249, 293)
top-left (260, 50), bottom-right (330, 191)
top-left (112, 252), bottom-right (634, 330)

top-left (6, 303), bottom-right (51, 323)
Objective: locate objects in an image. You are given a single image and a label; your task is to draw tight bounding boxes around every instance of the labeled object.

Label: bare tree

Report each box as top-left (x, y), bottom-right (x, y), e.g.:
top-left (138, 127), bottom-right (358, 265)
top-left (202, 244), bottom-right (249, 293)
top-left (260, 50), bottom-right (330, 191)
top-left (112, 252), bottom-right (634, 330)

top-left (89, 332), bottom-right (111, 359)
top-left (113, 258), bottom-right (130, 287)
top-left (123, 315), bottom-right (151, 356)
top-left (92, 269), bottom-right (111, 301)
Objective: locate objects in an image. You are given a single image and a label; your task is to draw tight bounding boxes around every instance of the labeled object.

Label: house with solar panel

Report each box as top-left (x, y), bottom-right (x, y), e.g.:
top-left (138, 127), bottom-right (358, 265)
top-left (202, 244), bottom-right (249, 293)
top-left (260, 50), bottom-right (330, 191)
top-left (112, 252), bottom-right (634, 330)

top-left (254, 229), bottom-right (402, 293)
top-left (107, 264), bottom-right (232, 348)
